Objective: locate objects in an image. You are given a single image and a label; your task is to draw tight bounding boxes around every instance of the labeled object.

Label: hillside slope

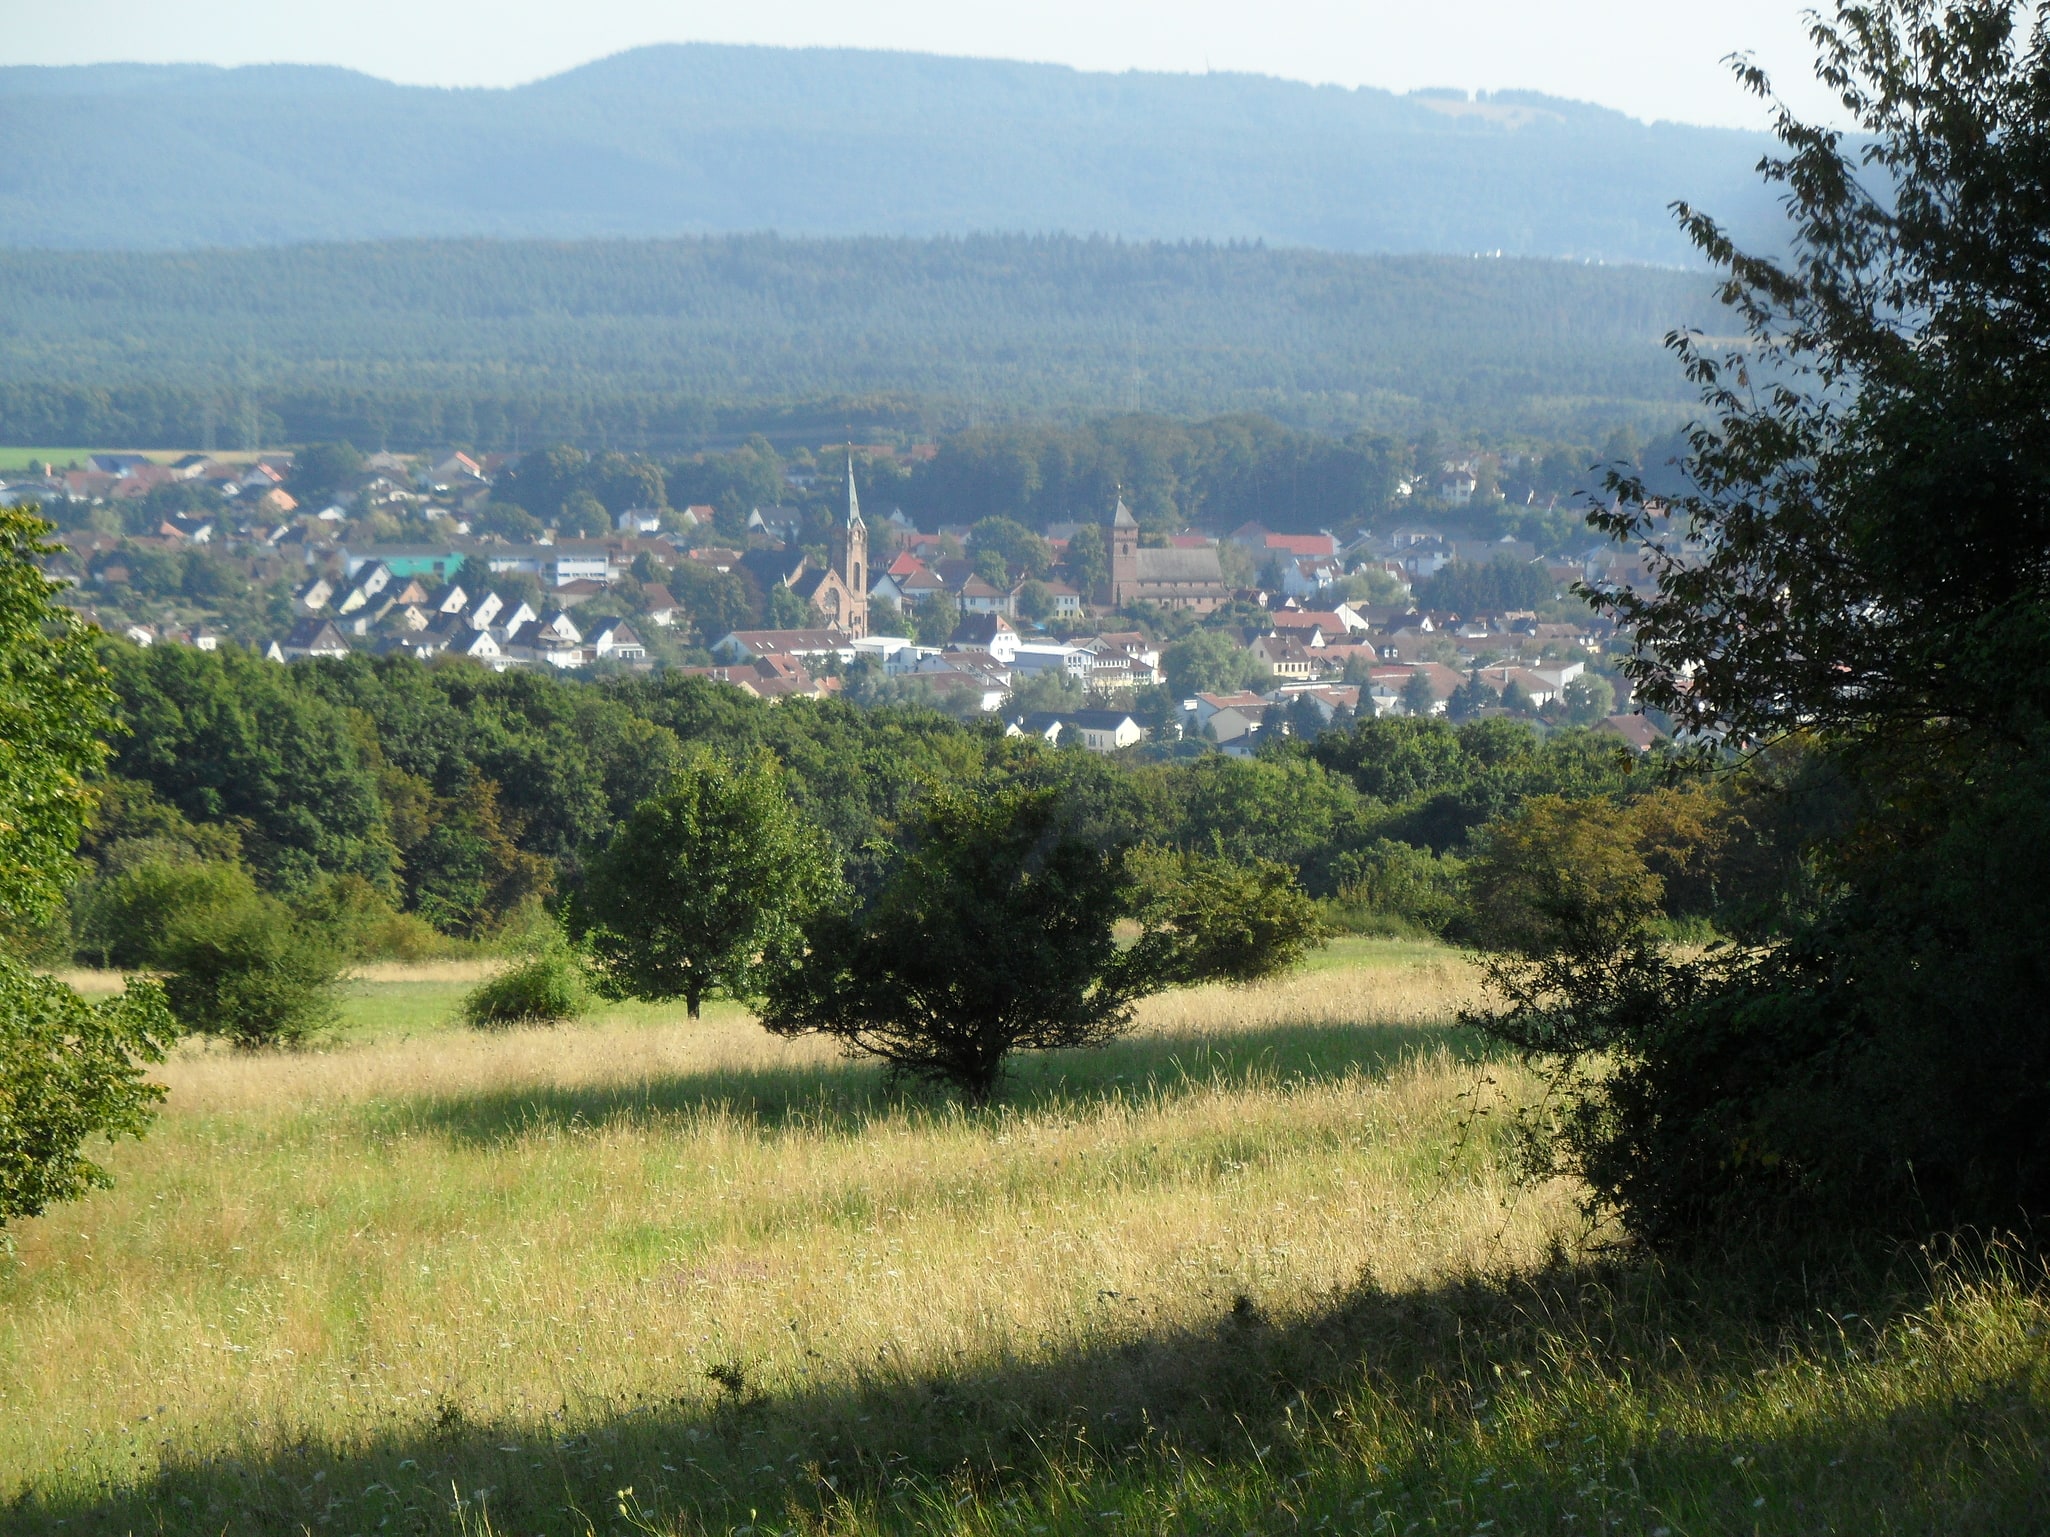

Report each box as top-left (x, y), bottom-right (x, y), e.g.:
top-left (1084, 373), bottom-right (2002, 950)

top-left (0, 47), bottom-right (1776, 261)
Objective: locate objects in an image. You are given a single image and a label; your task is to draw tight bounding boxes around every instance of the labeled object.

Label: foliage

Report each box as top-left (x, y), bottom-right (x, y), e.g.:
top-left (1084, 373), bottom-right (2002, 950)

top-left (575, 750), bottom-right (841, 1018)
top-left (1467, 0), bottom-right (2050, 1249)
top-left (1328, 838), bottom-right (1467, 935)
top-left (72, 856), bottom-right (261, 970)
top-left (761, 786), bottom-right (1315, 1102)
top-left (102, 642), bottom-right (396, 893)
top-left (156, 893), bottom-right (342, 1049)
top-left (1162, 630), bottom-right (1263, 700)
top-left (1123, 847), bottom-right (1326, 985)
top-left (0, 956), bottom-right (176, 1228)
top-left (461, 932), bottom-right (591, 1029)
top-left (286, 441), bottom-right (363, 505)
top-left (0, 237), bottom-right (1710, 448)
top-left (1414, 555), bottom-right (1555, 613)
top-left (0, 506), bottom-right (114, 928)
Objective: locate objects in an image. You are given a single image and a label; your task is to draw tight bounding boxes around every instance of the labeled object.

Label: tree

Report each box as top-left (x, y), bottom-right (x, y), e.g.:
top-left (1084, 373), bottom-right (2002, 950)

top-left (474, 502), bottom-right (543, 542)
top-left (1014, 580), bottom-right (1053, 623)
top-left (766, 583), bottom-right (814, 630)
top-left (761, 786), bottom-right (1318, 1104)
top-left (0, 506), bottom-right (175, 1229)
top-left (969, 517), bottom-right (1053, 579)
top-left (1063, 523), bottom-right (1109, 597)
top-left (288, 441), bottom-right (363, 506)
top-left (912, 590), bottom-right (959, 648)
top-left (1401, 670), bottom-right (1436, 718)
top-left (558, 489), bottom-right (610, 538)
top-left (0, 957), bottom-right (177, 1229)
top-left (1479, 0), bottom-right (2050, 1247)
top-left (0, 506), bottom-right (114, 928)
top-left (157, 892), bottom-right (342, 1049)
top-left (575, 751), bottom-right (841, 1018)
top-left (1561, 673), bottom-right (1615, 726)
top-left (1415, 556), bottom-right (1553, 614)
top-left (1161, 630), bottom-right (1260, 699)
top-left (972, 547), bottom-right (1010, 588)
top-left (669, 559), bottom-right (757, 643)
top-left (1447, 671), bottom-right (1495, 722)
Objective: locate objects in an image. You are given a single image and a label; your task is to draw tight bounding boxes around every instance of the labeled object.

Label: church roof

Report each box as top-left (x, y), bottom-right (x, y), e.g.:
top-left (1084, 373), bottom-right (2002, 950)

top-left (1111, 497), bottom-right (1139, 529)
top-left (1133, 547), bottom-right (1225, 582)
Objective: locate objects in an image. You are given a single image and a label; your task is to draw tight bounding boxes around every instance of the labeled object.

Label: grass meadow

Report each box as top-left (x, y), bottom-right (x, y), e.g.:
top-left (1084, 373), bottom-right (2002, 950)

top-left (3, 939), bottom-right (2046, 1535)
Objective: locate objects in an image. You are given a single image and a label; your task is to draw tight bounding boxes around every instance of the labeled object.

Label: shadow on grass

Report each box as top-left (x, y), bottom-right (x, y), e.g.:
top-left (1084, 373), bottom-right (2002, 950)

top-left (383, 1018), bottom-right (1502, 1147)
top-left (16, 1244), bottom-right (2047, 1536)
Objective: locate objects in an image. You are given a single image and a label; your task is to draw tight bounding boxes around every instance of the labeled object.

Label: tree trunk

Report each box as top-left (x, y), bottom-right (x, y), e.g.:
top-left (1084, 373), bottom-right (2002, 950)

top-left (686, 986), bottom-right (702, 1020)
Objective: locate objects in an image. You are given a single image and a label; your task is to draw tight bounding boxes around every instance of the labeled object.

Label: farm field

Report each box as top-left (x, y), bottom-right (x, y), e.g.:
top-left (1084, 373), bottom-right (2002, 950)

top-left (0, 447), bottom-right (265, 473)
top-left (3, 940), bottom-right (2047, 1536)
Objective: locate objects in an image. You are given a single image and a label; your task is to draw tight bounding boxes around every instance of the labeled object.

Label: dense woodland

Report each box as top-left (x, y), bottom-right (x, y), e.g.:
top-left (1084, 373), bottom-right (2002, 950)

top-left (0, 236), bottom-right (1710, 448)
top-left (46, 642), bottom-right (1670, 967)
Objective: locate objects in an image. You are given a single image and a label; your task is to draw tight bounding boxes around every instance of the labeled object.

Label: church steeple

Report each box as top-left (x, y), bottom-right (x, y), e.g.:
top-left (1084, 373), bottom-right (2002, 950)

top-left (830, 452), bottom-right (870, 635)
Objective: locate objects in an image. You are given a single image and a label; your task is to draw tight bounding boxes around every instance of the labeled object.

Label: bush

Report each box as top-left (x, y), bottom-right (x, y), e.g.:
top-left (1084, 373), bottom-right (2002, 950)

top-left (157, 895), bottom-right (342, 1049)
top-left (72, 857), bottom-right (259, 969)
top-left (296, 873), bottom-right (462, 962)
top-left (1327, 839), bottom-right (1467, 935)
top-left (461, 935), bottom-right (591, 1029)
top-left (0, 955), bottom-right (178, 1228)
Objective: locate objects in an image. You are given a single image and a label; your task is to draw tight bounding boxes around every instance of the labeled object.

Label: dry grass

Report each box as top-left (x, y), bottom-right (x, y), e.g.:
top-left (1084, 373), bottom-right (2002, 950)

top-left (3, 941), bottom-right (2045, 1536)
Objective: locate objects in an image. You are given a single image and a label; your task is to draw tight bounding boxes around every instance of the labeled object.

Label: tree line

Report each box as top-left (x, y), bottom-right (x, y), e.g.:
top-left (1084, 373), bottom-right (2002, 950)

top-left (0, 235), bottom-right (1707, 449)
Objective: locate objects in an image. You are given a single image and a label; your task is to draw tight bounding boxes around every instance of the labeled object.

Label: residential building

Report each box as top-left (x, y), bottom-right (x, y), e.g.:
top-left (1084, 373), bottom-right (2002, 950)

top-left (277, 617), bottom-right (351, 660)
top-left (1010, 710), bottom-right (1146, 753)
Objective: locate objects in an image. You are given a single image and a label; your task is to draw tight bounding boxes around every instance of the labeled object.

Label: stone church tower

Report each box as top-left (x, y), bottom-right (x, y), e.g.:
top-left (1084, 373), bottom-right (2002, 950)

top-left (1106, 495), bottom-right (1140, 605)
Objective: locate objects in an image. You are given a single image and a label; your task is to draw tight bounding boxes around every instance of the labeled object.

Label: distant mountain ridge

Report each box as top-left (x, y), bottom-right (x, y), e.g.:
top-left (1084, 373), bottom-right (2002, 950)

top-left (0, 46), bottom-right (1779, 259)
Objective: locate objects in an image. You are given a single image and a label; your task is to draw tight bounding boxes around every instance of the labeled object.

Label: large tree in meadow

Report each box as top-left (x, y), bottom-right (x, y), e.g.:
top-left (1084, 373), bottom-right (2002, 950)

top-left (574, 750), bottom-right (840, 1018)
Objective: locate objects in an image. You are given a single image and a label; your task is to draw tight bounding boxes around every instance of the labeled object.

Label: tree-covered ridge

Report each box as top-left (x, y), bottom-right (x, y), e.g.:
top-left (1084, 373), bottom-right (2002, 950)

top-left (0, 47), bottom-right (1778, 260)
top-left (0, 236), bottom-right (1715, 447)
top-left (83, 643), bottom-right (1653, 945)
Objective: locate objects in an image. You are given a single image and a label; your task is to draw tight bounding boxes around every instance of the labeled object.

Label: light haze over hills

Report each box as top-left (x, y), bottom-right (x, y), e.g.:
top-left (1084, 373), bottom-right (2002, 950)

top-left (0, 44), bottom-right (1779, 260)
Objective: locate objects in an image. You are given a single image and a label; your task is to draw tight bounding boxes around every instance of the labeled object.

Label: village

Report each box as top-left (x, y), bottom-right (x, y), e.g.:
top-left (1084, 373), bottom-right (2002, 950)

top-left (1, 443), bottom-right (1666, 755)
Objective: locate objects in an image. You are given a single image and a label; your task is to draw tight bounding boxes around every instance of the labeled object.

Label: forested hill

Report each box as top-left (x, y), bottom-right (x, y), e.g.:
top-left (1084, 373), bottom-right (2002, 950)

top-left (0, 47), bottom-right (1778, 262)
top-left (0, 236), bottom-right (1714, 448)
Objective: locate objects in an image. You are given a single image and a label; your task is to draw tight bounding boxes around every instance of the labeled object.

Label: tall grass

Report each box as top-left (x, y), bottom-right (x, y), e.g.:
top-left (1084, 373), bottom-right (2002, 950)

top-left (1, 942), bottom-right (2043, 1535)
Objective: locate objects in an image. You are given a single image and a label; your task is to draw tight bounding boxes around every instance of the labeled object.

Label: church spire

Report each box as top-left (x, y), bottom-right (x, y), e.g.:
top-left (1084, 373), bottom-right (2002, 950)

top-left (845, 450), bottom-right (865, 530)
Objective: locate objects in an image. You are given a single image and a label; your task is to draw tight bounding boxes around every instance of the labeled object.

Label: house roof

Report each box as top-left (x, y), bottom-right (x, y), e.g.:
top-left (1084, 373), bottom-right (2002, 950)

top-left (1596, 713), bottom-right (1665, 752)
top-left (1017, 710), bottom-right (1140, 734)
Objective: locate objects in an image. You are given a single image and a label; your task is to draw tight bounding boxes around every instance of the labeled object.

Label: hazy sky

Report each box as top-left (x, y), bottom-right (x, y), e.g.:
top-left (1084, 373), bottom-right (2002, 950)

top-left (0, 0), bottom-right (1839, 130)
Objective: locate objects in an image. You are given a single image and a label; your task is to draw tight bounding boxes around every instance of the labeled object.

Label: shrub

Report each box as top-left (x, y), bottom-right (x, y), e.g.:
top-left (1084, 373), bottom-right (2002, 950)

top-left (157, 895), bottom-right (341, 1049)
top-left (1327, 839), bottom-right (1467, 935)
top-left (72, 857), bottom-right (259, 969)
top-left (461, 942), bottom-right (591, 1030)
top-left (296, 873), bottom-right (461, 962)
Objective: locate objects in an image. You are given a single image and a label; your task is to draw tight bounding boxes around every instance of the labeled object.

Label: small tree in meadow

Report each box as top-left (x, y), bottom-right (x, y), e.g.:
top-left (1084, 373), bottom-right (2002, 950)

top-left (761, 786), bottom-right (1322, 1104)
top-left (574, 751), bottom-right (840, 1018)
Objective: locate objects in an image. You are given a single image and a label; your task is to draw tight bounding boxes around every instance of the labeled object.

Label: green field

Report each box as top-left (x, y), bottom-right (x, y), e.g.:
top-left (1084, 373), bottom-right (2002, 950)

top-left (4, 944), bottom-right (2046, 1535)
top-left (0, 447), bottom-right (262, 474)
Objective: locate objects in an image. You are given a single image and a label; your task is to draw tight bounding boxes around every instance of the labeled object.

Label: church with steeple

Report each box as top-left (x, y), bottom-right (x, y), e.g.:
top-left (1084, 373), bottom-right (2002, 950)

top-left (771, 455), bottom-right (869, 637)
top-left (1101, 495), bottom-right (1228, 612)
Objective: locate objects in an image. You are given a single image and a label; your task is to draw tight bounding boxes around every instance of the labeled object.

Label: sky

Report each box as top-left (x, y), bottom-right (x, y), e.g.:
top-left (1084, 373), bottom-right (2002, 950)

top-left (0, 0), bottom-right (1839, 130)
